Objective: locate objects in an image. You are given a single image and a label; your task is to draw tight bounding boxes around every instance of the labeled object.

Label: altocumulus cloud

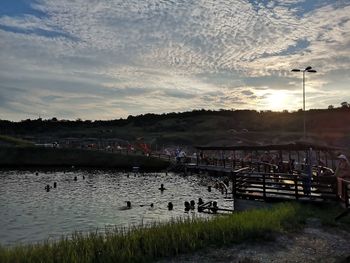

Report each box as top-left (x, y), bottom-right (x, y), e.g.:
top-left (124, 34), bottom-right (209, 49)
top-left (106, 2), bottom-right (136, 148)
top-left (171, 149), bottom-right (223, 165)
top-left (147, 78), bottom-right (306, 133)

top-left (0, 0), bottom-right (349, 120)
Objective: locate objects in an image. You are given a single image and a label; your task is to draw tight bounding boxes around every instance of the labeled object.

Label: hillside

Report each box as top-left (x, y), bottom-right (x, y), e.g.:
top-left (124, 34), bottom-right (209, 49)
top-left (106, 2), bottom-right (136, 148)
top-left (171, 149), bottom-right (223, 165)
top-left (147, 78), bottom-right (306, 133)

top-left (1, 108), bottom-right (349, 150)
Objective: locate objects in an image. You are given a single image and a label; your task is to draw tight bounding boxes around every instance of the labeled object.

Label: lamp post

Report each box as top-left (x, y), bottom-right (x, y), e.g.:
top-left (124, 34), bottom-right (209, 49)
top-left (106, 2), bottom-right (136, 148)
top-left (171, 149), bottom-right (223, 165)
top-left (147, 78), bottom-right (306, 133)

top-left (291, 66), bottom-right (317, 139)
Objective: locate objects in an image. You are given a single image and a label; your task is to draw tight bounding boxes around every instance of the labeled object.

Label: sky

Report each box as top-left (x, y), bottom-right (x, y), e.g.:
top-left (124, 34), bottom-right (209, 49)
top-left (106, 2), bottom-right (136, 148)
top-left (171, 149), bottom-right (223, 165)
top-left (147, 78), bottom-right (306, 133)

top-left (0, 0), bottom-right (349, 121)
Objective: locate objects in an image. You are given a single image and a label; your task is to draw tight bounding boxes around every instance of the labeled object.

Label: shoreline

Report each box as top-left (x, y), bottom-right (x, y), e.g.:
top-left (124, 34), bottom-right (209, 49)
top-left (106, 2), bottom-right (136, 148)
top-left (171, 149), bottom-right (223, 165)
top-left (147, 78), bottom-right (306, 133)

top-left (0, 146), bottom-right (170, 171)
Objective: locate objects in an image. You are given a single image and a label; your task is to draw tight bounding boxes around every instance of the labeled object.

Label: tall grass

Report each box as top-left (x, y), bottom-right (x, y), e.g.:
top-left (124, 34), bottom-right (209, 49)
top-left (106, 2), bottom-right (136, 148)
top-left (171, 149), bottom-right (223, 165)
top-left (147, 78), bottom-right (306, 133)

top-left (0, 203), bottom-right (302, 263)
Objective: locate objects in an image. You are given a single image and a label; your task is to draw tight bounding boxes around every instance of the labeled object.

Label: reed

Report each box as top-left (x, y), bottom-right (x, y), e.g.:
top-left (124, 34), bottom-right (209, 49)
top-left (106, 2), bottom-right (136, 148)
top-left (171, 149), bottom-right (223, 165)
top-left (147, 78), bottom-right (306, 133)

top-left (0, 203), bottom-right (302, 263)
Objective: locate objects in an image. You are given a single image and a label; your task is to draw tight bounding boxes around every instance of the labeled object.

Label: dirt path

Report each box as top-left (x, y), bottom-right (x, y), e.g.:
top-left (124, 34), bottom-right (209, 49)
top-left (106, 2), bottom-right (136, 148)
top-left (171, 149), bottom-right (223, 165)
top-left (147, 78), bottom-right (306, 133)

top-left (158, 225), bottom-right (350, 263)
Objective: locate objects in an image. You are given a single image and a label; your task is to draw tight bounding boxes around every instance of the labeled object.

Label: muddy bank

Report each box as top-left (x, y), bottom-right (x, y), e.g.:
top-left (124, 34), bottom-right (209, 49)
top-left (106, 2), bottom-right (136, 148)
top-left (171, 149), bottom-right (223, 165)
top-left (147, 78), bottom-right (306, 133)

top-left (158, 225), bottom-right (350, 263)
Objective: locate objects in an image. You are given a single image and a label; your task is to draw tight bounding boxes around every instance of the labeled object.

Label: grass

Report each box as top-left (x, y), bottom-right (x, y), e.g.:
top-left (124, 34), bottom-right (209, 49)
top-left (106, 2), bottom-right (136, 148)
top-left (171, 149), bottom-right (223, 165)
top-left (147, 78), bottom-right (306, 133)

top-left (0, 135), bottom-right (34, 147)
top-left (0, 203), bottom-right (303, 263)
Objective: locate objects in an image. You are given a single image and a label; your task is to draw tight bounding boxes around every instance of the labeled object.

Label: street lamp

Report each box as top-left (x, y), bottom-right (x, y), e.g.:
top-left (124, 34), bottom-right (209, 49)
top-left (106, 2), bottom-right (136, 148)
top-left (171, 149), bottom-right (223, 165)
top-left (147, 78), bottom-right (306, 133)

top-left (291, 66), bottom-right (317, 139)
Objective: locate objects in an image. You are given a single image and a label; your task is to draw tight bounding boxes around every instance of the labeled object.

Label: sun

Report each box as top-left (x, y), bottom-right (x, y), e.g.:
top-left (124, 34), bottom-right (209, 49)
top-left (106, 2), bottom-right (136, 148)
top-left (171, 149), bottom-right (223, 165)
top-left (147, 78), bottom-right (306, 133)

top-left (265, 91), bottom-right (288, 111)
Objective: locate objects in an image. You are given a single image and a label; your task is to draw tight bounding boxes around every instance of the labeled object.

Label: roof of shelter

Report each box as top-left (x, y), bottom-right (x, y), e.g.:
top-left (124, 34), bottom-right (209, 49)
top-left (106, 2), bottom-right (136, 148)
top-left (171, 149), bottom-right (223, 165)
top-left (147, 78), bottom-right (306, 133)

top-left (195, 141), bottom-right (341, 151)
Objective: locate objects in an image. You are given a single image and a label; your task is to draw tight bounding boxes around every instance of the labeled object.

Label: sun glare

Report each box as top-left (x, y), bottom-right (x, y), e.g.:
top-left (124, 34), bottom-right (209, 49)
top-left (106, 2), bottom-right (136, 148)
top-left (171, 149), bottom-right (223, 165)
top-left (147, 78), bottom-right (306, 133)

top-left (266, 91), bottom-right (288, 111)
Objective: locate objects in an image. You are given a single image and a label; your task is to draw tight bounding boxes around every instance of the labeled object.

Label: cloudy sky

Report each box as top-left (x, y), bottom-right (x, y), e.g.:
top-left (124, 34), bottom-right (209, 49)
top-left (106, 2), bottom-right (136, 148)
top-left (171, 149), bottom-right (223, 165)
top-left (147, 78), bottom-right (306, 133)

top-left (0, 0), bottom-right (349, 121)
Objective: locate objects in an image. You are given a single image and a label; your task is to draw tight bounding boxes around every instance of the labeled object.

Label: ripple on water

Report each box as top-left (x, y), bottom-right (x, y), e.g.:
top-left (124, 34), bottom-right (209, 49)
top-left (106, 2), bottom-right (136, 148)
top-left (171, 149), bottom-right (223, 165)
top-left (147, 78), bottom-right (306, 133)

top-left (0, 170), bottom-right (233, 246)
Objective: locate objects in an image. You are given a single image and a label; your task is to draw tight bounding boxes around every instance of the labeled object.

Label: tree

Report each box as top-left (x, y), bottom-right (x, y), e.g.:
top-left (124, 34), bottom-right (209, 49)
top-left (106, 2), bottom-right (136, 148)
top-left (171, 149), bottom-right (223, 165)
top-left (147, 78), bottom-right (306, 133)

top-left (341, 102), bottom-right (349, 108)
top-left (328, 105), bottom-right (334, 109)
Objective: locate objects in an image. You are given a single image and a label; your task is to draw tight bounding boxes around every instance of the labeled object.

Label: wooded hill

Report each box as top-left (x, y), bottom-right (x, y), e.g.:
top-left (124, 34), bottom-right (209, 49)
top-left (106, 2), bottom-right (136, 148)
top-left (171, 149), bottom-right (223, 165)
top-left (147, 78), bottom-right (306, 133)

top-left (1, 107), bottom-right (349, 149)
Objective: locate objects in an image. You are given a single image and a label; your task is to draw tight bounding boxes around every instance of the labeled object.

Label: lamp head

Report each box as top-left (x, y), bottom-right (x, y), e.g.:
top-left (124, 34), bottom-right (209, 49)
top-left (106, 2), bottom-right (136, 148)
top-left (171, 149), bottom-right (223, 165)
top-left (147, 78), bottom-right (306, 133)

top-left (291, 69), bottom-right (301, 72)
top-left (305, 66), bottom-right (312, 71)
top-left (307, 69), bottom-right (317, 73)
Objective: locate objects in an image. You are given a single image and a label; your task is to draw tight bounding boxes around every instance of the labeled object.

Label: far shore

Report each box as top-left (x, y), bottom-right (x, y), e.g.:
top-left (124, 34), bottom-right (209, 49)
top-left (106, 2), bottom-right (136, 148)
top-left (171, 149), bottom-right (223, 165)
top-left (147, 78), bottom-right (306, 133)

top-left (0, 146), bottom-right (170, 171)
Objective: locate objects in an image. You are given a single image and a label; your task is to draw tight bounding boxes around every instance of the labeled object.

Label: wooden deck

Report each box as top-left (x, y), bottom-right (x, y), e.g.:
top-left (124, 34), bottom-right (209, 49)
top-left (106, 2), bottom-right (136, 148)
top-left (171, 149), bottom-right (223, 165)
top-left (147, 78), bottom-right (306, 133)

top-left (185, 163), bottom-right (338, 203)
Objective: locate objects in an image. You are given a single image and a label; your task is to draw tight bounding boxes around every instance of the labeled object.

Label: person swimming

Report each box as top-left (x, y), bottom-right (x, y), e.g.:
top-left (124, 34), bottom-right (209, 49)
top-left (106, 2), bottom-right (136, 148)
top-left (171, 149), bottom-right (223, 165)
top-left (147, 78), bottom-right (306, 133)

top-left (44, 184), bottom-right (51, 192)
top-left (190, 200), bottom-right (195, 209)
top-left (167, 202), bottom-right (173, 210)
top-left (184, 201), bottom-right (190, 212)
top-left (198, 198), bottom-right (204, 206)
top-left (159, 184), bottom-right (166, 191)
top-left (211, 201), bottom-right (218, 213)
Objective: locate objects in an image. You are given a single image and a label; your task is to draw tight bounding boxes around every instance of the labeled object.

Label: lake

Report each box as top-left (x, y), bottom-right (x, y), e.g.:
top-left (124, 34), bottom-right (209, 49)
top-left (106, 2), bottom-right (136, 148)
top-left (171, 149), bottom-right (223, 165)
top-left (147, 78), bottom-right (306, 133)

top-left (0, 169), bottom-right (233, 246)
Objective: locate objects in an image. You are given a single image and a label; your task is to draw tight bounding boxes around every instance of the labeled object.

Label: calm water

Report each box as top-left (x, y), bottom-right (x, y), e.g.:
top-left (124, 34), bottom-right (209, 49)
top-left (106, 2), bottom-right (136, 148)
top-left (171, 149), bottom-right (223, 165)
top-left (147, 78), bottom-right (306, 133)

top-left (0, 170), bottom-right (233, 246)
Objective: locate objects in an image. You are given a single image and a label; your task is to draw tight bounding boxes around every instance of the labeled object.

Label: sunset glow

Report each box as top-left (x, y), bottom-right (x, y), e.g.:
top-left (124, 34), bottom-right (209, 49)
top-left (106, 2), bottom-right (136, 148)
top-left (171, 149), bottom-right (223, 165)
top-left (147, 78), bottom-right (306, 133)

top-left (0, 0), bottom-right (350, 120)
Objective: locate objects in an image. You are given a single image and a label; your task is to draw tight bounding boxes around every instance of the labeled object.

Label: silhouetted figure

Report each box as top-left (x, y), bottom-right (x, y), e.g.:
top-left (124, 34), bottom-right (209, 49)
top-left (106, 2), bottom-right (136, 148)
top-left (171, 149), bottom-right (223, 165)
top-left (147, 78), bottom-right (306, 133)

top-left (45, 185), bottom-right (50, 192)
top-left (167, 202), bottom-right (173, 210)
top-left (190, 200), bottom-right (195, 209)
top-left (223, 178), bottom-right (230, 187)
top-left (83, 176), bottom-right (85, 180)
top-left (198, 198), bottom-right (204, 206)
top-left (212, 201), bottom-right (218, 213)
top-left (126, 201), bottom-right (131, 209)
top-left (207, 186), bottom-right (212, 192)
top-left (150, 203), bottom-right (154, 208)
top-left (53, 182), bottom-right (57, 188)
top-left (184, 201), bottom-right (190, 212)
top-left (35, 172), bottom-right (39, 176)
top-left (74, 176), bottom-right (77, 181)
top-left (159, 184), bottom-right (166, 191)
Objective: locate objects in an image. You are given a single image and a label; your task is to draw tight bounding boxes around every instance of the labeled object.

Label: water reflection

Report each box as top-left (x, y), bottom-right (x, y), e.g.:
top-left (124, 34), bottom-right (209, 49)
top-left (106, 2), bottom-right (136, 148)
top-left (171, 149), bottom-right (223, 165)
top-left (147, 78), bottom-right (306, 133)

top-left (0, 170), bottom-right (233, 246)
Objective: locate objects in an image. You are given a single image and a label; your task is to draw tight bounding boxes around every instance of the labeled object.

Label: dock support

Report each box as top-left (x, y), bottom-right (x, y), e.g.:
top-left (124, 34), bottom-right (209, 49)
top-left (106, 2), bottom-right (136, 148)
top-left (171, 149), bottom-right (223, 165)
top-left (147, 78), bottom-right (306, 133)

top-left (262, 173), bottom-right (266, 200)
top-left (294, 173), bottom-right (299, 200)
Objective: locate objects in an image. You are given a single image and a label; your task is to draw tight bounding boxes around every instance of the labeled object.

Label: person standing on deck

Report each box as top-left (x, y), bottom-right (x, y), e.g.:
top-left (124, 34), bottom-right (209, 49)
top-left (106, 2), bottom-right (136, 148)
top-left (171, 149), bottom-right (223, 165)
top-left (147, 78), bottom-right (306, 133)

top-left (260, 151), bottom-right (272, 173)
top-left (335, 154), bottom-right (350, 199)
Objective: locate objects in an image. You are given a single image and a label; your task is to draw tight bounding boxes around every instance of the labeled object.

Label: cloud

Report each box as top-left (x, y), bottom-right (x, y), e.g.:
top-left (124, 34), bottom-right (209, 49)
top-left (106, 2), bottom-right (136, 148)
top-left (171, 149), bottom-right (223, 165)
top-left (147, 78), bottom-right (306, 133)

top-left (0, 0), bottom-right (349, 120)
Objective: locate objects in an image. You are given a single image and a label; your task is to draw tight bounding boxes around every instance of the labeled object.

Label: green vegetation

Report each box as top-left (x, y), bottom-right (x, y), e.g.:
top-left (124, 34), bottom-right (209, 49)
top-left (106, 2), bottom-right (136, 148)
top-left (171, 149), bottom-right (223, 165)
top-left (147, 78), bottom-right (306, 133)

top-left (0, 203), bottom-right (302, 263)
top-left (0, 147), bottom-right (169, 170)
top-left (0, 135), bottom-right (34, 147)
top-left (1, 202), bottom-right (349, 263)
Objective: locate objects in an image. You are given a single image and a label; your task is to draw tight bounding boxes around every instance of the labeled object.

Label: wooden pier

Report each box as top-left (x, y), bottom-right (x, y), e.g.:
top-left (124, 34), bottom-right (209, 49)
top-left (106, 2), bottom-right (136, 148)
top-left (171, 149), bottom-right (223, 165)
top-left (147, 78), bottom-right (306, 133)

top-left (184, 142), bottom-right (346, 204)
top-left (186, 164), bottom-right (337, 203)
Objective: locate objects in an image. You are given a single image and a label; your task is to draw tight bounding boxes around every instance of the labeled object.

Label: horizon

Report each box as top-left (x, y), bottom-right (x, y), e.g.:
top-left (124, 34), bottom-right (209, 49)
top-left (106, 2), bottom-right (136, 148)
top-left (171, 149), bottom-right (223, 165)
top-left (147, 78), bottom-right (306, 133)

top-left (1, 105), bottom-right (348, 123)
top-left (1, 0), bottom-right (350, 121)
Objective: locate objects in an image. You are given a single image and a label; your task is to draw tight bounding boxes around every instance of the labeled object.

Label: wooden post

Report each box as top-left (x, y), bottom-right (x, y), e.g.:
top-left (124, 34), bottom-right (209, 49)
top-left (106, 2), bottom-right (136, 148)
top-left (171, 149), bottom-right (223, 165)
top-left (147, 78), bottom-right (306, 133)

top-left (232, 171), bottom-right (236, 199)
top-left (250, 151), bottom-right (253, 168)
top-left (294, 173), bottom-right (299, 200)
top-left (263, 173), bottom-right (266, 200)
top-left (233, 151), bottom-right (236, 169)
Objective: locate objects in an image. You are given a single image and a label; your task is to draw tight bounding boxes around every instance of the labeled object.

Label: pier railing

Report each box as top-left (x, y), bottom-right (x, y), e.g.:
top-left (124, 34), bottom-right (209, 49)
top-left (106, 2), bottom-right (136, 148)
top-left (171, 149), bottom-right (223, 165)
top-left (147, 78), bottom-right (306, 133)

top-left (232, 170), bottom-right (337, 202)
top-left (185, 162), bottom-right (338, 203)
top-left (338, 178), bottom-right (350, 208)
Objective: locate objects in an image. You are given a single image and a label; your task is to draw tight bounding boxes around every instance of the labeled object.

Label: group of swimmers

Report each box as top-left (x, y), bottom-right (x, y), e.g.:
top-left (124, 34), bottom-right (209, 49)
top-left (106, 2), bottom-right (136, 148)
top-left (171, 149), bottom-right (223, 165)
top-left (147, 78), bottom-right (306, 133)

top-left (43, 173), bottom-right (85, 192)
top-left (124, 183), bottom-right (223, 213)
